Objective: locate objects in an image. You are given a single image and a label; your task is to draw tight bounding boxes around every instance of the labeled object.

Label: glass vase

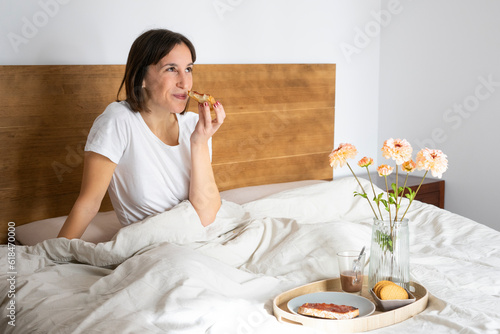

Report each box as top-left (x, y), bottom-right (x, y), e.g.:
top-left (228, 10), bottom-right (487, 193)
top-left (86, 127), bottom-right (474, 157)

top-left (368, 218), bottom-right (410, 291)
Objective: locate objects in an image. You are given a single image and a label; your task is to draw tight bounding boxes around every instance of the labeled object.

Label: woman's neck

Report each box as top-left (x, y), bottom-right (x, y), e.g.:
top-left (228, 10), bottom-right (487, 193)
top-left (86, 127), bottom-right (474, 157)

top-left (141, 111), bottom-right (179, 146)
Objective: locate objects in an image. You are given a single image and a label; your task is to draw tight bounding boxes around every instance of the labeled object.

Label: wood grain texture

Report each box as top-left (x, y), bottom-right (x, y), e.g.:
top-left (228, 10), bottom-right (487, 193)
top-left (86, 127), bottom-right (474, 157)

top-left (197, 64), bottom-right (336, 190)
top-left (0, 64), bottom-right (335, 243)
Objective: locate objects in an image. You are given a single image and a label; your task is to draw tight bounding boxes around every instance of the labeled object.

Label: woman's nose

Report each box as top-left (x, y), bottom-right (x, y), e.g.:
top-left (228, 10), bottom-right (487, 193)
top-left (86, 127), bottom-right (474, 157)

top-left (177, 72), bottom-right (190, 89)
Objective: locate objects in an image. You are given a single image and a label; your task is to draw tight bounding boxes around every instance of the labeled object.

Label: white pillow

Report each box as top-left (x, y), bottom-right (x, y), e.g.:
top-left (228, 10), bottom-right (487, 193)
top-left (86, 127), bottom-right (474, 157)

top-left (15, 211), bottom-right (121, 246)
top-left (15, 180), bottom-right (327, 246)
top-left (219, 180), bottom-right (326, 204)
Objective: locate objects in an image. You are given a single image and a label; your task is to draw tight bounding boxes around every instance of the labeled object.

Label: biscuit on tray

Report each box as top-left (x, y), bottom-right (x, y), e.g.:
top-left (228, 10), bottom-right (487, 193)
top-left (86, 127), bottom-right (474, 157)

top-left (373, 280), bottom-right (408, 300)
top-left (379, 284), bottom-right (408, 300)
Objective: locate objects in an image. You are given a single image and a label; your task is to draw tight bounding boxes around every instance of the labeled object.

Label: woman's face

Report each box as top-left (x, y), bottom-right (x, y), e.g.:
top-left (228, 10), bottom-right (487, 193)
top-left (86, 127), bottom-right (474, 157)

top-left (142, 43), bottom-right (193, 114)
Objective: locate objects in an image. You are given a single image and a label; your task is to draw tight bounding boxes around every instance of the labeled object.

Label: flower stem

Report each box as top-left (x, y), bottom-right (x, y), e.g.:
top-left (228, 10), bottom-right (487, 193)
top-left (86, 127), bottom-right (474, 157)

top-left (398, 173), bottom-right (410, 207)
top-left (384, 175), bottom-right (394, 246)
top-left (347, 162), bottom-right (380, 220)
top-left (367, 167), bottom-right (384, 219)
top-left (394, 166), bottom-right (400, 221)
top-left (384, 176), bottom-right (392, 223)
top-left (400, 170), bottom-right (428, 221)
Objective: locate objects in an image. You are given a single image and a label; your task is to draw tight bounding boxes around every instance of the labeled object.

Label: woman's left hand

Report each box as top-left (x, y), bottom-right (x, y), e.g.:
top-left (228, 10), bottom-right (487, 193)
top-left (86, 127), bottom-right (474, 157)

top-left (191, 101), bottom-right (225, 144)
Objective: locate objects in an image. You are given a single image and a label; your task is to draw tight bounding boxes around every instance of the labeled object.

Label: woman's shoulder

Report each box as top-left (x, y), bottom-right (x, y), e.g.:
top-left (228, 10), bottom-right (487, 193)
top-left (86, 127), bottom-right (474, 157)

top-left (101, 101), bottom-right (135, 118)
top-left (88, 101), bottom-right (137, 136)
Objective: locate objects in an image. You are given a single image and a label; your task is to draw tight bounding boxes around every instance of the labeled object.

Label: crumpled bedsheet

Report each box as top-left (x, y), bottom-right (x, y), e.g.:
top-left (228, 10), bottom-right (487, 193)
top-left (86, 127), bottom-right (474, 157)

top-left (1, 177), bottom-right (499, 333)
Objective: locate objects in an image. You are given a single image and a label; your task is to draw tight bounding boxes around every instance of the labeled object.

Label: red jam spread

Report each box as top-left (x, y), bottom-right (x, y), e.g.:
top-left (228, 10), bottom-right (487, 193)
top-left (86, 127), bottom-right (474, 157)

top-left (301, 303), bottom-right (357, 313)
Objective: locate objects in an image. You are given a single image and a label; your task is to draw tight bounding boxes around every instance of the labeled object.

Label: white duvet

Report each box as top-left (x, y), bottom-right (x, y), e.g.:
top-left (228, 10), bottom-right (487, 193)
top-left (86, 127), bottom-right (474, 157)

top-left (1, 177), bottom-right (499, 333)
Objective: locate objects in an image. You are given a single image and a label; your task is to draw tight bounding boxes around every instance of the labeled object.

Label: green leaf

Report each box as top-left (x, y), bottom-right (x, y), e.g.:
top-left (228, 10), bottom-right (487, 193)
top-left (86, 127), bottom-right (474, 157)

top-left (376, 230), bottom-right (393, 252)
top-left (373, 193), bottom-right (384, 205)
top-left (354, 191), bottom-right (367, 199)
top-left (388, 196), bottom-right (398, 205)
top-left (405, 187), bottom-right (416, 201)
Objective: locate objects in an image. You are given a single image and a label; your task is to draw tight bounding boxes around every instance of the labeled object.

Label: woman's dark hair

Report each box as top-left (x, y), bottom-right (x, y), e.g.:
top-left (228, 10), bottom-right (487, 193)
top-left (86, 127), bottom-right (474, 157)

top-left (117, 29), bottom-right (196, 112)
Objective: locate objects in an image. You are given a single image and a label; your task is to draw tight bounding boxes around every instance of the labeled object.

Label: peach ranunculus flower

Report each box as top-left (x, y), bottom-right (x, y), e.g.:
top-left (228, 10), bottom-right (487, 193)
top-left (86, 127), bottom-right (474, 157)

top-left (416, 148), bottom-right (448, 178)
top-left (329, 144), bottom-right (380, 220)
top-left (328, 140), bottom-right (449, 224)
top-left (329, 143), bottom-right (357, 169)
top-left (381, 138), bottom-right (413, 165)
top-left (358, 157), bottom-right (373, 168)
top-left (377, 164), bottom-right (394, 177)
top-left (401, 159), bottom-right (417, 173)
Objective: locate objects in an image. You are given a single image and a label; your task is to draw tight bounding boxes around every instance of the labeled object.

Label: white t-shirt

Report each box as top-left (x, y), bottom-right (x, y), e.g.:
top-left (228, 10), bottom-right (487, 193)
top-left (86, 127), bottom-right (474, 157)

top-left (85, 101), bottom-right (210, 226)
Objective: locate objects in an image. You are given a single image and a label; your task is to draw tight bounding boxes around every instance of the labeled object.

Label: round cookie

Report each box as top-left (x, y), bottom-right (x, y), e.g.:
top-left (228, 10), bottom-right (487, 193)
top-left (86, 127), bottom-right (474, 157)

top-left (379, 284), bottom-right (408, 300)
top-left (374, 280), bottom-right (392, 290)
top-left (374, 280), bottom-right (393, 297)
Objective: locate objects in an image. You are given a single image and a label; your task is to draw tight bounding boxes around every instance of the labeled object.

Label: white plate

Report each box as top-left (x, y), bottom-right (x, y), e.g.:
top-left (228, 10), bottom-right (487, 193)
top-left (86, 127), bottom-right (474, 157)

top-left (288, 292), bottom-right (376, 318)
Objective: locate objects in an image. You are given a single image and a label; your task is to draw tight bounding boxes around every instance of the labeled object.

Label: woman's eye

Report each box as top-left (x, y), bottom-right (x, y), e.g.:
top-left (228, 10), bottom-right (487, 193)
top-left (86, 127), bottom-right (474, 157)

top-left (166, 67), bottom-right (176, 72)
top-left (185, 67), bottom-right (193, 73)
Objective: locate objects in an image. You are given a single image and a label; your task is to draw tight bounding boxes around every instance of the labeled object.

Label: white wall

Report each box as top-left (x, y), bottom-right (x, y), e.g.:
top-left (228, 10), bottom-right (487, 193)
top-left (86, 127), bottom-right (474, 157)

top-left (3, 1), bottom-right (497, 230)
top-left (1, 0), bottom-right (381, 175)
top-left (378, 0), bottom-right (500, 231)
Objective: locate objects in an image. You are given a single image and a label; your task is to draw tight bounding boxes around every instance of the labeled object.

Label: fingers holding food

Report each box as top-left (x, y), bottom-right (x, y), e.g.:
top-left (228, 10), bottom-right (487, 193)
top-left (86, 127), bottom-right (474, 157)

top-left (192, 99), bottom-right (225, 144)
top-left (212, 101), bottom-right (225, 127)
top-left (188, 90), bottom-right (216, 106)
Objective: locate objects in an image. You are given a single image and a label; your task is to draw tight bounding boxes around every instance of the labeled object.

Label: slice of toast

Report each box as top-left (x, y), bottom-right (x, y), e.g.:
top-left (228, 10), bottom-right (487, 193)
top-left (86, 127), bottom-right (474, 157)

top-left (188, 90), bottom-right (216, 105)
top-left (297, 303), bottom-right (359, 320)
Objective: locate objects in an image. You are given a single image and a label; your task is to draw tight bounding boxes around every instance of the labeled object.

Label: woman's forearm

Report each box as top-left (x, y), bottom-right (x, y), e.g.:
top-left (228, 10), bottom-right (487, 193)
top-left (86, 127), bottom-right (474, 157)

top-left (189, 141), bottom-right (221, 226)
top-left (189, 100), bottom-right (225, 226)
top-left (57, 197), bottom-right (100, 239)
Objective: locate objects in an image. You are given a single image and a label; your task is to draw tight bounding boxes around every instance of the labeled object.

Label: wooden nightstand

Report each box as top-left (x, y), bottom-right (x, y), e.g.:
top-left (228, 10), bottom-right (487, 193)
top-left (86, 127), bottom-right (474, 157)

top-left (367, 172), bottom-right (445, 209)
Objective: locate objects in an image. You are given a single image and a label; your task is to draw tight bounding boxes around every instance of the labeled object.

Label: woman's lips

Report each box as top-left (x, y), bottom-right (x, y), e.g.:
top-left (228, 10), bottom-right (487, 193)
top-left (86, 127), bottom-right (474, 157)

top-left (173, 94), bottom-right (187, 100)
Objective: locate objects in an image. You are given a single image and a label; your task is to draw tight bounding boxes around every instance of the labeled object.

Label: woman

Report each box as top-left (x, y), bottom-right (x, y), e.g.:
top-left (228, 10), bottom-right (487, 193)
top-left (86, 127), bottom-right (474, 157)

top-left (58, 29), bottom-right (225, 239)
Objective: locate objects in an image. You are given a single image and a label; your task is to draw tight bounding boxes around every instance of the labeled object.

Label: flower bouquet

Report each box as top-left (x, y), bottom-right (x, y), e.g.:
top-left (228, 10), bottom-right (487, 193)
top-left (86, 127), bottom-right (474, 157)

top-left (329, 139), bottom-right (448, 289)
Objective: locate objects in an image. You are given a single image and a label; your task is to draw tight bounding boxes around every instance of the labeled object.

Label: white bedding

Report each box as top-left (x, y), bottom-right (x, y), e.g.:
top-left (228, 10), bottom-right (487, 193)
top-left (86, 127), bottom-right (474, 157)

top-left (14, 179), bottom-right (325, 246)
top-left (1, 177), bottom-right (500, 333)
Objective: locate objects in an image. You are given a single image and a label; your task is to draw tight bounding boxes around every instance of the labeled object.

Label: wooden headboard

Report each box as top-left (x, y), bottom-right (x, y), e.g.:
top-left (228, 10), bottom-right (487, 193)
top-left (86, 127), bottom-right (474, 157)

top-left (0, 64), bottom-right (335, 243)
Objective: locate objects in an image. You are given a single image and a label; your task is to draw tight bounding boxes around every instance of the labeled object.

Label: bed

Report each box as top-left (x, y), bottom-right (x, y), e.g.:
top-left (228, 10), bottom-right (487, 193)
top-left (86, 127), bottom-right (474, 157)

top-left (1, 64), bottom-right (500, 334)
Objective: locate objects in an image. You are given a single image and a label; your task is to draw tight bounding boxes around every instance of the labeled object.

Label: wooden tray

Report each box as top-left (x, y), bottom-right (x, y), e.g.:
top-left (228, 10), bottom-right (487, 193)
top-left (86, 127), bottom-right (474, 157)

top-left (273, 276), bottom-right (428, 333)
